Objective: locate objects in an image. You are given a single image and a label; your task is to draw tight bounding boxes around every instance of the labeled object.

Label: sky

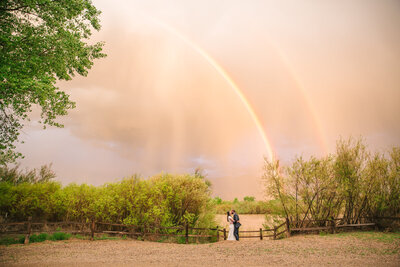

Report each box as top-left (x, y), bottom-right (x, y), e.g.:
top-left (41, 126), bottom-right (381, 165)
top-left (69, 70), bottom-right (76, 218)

top-left (17, 0), bottom-right (400, 199)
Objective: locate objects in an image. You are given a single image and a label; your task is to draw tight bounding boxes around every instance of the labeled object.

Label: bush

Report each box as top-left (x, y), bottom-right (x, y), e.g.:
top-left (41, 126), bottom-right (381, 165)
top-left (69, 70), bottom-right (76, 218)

top-left (50, 232), bottom-right (71, 241)
top-left (0, 235), bottom-right (24, 246)
top-left (0, 173), bottom-right (215, 231)
top-left (214, 198), bottom-right (272, 214)
top-left (30, 233), bottom-right (49, 243)
top-left (263, 137), bottom-right (400, 227)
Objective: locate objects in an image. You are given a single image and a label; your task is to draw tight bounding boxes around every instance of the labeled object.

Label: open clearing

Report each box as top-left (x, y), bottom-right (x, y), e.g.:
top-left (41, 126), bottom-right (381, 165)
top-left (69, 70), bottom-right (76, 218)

top-left (1, 232), bottom-right (399, 266)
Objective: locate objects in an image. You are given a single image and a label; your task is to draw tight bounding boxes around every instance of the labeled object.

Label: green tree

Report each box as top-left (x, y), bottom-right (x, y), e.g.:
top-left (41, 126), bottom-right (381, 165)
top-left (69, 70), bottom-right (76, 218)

top-left (243, 196), bottom-right (255, 202)
top-left (0, 0), bottom-right (105, 164)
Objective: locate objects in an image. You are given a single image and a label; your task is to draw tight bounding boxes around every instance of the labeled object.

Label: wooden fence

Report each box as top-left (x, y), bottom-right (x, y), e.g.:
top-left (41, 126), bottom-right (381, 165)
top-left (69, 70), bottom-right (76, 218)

top-left (288, 216), bottom-right (400, 234)
top-left (2, 217), bottom-right (397, 244)
top-left (233, 218), bottom-right (290, 240)
top-left (0, 218), bottom-right (292, 243)
top-left (0, 218), bottom-right (220, 244)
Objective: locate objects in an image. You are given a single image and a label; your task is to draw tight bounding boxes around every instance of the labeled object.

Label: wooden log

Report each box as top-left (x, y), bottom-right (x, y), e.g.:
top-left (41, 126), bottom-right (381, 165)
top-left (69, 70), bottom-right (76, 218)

top-left (190, 227), bottom-right (218, 231)
top-left (223, 228), bottom-right (227, 240)
top-left (185, 224), bottom-right (189, 244)
top-left (335, 223), bottom-right (375, 228)
top-left (276, 229), bottom-right (287, 237)
top-left (273, 226), bottom-right (277, 240)
top-left (291, 226), bottom-right (330, 231)
top-left (276, 221), bottom-right (286, 229)
top-left (260, 228), bottom-right (263, 240)
top-left (285, 218), bottom-right (291, 238)
top-left (330, 218), bottom-right (336, 234)
top-left (186, 234), bottom-right (214, 238)
top-left (90, 219), bottom-right (95, 241)
top-left (216, 226), bottom-right (219, 242)
top-left (24, 217), bottom-right (32, 245)
top-left (263, 234), bottom-right (275, 238)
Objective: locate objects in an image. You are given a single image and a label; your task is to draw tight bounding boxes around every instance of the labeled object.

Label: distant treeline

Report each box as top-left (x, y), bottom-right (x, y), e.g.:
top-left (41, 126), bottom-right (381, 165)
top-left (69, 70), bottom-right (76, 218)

top-left (263, 137), bottom-right (400, 226)
top-left (0, 168), bottom-right (215, 229)
top-left (213, 197), bottom-right (282, 215)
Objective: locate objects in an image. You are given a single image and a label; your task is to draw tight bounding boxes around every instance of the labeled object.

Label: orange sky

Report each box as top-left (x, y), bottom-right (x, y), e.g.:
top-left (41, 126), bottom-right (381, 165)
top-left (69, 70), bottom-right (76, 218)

top-left (17, 0), bottom-right (400, 199)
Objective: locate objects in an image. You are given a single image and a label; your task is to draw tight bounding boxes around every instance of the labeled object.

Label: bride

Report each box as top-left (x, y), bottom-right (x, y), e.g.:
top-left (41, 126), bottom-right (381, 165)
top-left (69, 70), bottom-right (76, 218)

top-left (227, 211), bottom-right (236, 240)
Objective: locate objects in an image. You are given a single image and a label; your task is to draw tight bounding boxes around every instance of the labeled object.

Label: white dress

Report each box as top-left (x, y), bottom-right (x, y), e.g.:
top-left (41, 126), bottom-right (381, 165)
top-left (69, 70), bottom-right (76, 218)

top-left (227, 216), bottom-right (236, 240)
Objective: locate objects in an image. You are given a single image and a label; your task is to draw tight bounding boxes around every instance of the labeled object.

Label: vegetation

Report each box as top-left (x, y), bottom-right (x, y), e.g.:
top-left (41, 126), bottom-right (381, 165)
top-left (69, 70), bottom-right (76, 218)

top-left (0, 231), bottom-right (72, 246)
top-left (0, 0), bottom-right (105, 164)
top-left (0, 170), bottom-right (216, 230)
top-left (213, 196), bottom-right (275, 214)
top-left (263, 137), bottom-right (400, 227)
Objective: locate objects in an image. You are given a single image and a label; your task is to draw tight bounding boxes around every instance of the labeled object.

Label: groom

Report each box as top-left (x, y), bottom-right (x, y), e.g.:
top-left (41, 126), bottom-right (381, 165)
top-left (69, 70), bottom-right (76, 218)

top-left (231, 210), bottom-right (241, 241)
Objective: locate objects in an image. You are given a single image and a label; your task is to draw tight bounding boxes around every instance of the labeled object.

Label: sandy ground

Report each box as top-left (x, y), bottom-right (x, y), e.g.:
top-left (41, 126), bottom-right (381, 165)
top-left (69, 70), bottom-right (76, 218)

top-left (1, 235), bottom-right (399, 266)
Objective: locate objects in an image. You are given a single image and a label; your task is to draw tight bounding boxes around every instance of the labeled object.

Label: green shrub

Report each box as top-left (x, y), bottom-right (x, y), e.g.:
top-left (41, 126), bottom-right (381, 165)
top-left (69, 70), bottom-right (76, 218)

top-left (0, 173), bottom-right (215, 232)
top-left (50, 232), bottom-right (71, 241)
top-left (0, 235), bottom-right (24, 246)
top-left (263, 137), bottom-right (400, 227)
top-left (29, 233), bottom-right (49, 243)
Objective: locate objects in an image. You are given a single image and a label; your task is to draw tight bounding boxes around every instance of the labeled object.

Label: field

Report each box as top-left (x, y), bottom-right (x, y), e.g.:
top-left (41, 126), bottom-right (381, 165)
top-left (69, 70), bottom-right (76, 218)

top-left (1, 232), bottom-right (399, 266)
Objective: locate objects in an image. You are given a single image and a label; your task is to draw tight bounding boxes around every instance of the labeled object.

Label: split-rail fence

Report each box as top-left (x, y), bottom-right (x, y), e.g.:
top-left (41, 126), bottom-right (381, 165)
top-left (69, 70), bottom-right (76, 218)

top-left (1, 216), bottom-right (397, 244)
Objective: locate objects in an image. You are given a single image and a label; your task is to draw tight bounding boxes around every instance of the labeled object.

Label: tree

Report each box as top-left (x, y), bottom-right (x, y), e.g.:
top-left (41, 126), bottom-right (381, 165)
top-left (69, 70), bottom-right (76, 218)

top-left (0, 0), bottom-right (106, 164)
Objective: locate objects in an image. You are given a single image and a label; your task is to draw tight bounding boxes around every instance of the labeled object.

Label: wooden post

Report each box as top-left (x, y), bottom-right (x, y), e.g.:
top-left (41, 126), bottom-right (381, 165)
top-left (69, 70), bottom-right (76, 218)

top-left (260, 228), bottom-right (263, 240)
top-left (273, 226), bottom-right (277, 240)
top-left (330, 218), bottom-right (336, 234)
top-left (90, 219), bottom-right (95, 241)
top-left (216, 226), bottom-right (219, 242)
top-left (285, 218), bottom-right (291, 238)
top-left (24, 216), bottom-right (32, 245)
top-left (223, 228), bottom-right (227, 240)
top-left (185, 223), bottom-right (189, 244)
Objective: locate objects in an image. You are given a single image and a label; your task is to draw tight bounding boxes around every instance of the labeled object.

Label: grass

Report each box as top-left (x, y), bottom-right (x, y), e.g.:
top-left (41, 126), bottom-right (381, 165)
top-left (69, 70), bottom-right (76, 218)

top-left (0, 235), bottom-right (25, 246)
top-left (93, 234), bottom-right (119, 241)
top-left (0, 232), bottom-right (72, 246)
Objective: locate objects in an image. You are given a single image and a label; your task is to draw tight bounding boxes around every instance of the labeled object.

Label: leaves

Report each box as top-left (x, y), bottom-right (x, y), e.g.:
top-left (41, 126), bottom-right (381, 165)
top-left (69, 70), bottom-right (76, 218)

top-left (0, 171), bottom-right (214, 228)
top-left (263, 137), bottom-right (400, 225)
top-left (0, 0), bottom-right (106, 164)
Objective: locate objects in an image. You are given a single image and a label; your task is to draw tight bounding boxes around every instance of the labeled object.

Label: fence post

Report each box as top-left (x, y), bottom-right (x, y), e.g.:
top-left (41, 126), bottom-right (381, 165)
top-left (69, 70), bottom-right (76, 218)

top-left (273, 226), bottom-right (277, 240)
top-left (223, 228), bottom-right (227, 240)
top-left (285, 218), bottom-right (291, 238)
top-left (260, 228), bottom-right (263, 240)
top-left (216, 226), bottom-right (219, 242)
top-left (90, 219), bottom-right (95, 241)
top-left (330, 218), bottom-right (336, 234)
top-left (185, 223), bottom-right (189, 244)
top-left (24, 216), bottom-right (32, 245)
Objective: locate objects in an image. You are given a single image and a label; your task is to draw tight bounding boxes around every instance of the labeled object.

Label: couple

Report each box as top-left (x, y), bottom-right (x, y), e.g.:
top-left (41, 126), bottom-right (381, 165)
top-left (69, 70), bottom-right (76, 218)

top-left (227, 210), bottom-right (241, 241)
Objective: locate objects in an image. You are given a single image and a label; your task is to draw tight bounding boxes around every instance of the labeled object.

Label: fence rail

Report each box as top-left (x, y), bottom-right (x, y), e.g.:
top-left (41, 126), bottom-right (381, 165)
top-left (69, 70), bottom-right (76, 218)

top-left (0, 218), bottom-right (221, 244)
top-left (2, 216), bottom-right (396, 244)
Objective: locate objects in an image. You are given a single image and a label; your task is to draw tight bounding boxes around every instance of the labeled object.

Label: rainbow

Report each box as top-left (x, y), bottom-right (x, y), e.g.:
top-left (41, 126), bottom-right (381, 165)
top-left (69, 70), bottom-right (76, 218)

top-left (274, 47), bottom-right (328, 154)
top-left (146, 16), bottom-right (275, 161)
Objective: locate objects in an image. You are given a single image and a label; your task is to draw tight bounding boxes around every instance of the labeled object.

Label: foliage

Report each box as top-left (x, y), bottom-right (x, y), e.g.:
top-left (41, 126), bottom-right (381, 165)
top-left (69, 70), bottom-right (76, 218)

top-left (0, 0), bottom-right (106, 164)
top-left (0, 172), bottom-right (215, 229)
top-left (0, 235), bottom-right (24, 245)
top-left (0, 164), bottom-right (55, 184)
top-left (29, 233), bottom-right (49, 243)
top-left (49, 232), bottom-right (71, 241)
top-left (243, 196), bottom-right (255, 202)
top-left (263, 137), bottom-right (400, 227)
top-left (213, 196), bottom-right (273, 214)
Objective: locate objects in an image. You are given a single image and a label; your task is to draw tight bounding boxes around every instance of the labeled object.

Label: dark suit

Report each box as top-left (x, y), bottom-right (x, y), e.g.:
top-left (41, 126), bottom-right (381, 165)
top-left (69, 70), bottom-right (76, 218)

top-left (233, 213), bottom-right (240, 240)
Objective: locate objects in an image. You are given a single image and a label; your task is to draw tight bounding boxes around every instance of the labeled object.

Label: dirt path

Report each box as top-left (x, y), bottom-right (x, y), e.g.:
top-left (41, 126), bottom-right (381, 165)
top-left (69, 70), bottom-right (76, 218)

top-left (1, 235), bottom-right (399, 266)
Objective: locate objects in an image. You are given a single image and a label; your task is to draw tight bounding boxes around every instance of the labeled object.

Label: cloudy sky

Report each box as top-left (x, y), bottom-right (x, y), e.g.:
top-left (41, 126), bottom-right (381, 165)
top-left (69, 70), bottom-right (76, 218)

top-left (17, 0), bottom-right (400, 199)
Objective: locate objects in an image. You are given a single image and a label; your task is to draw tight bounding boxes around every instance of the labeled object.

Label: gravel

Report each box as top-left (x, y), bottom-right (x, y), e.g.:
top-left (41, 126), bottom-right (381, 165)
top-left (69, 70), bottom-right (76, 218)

top-left (1, 235), bottom-right (399, 266)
